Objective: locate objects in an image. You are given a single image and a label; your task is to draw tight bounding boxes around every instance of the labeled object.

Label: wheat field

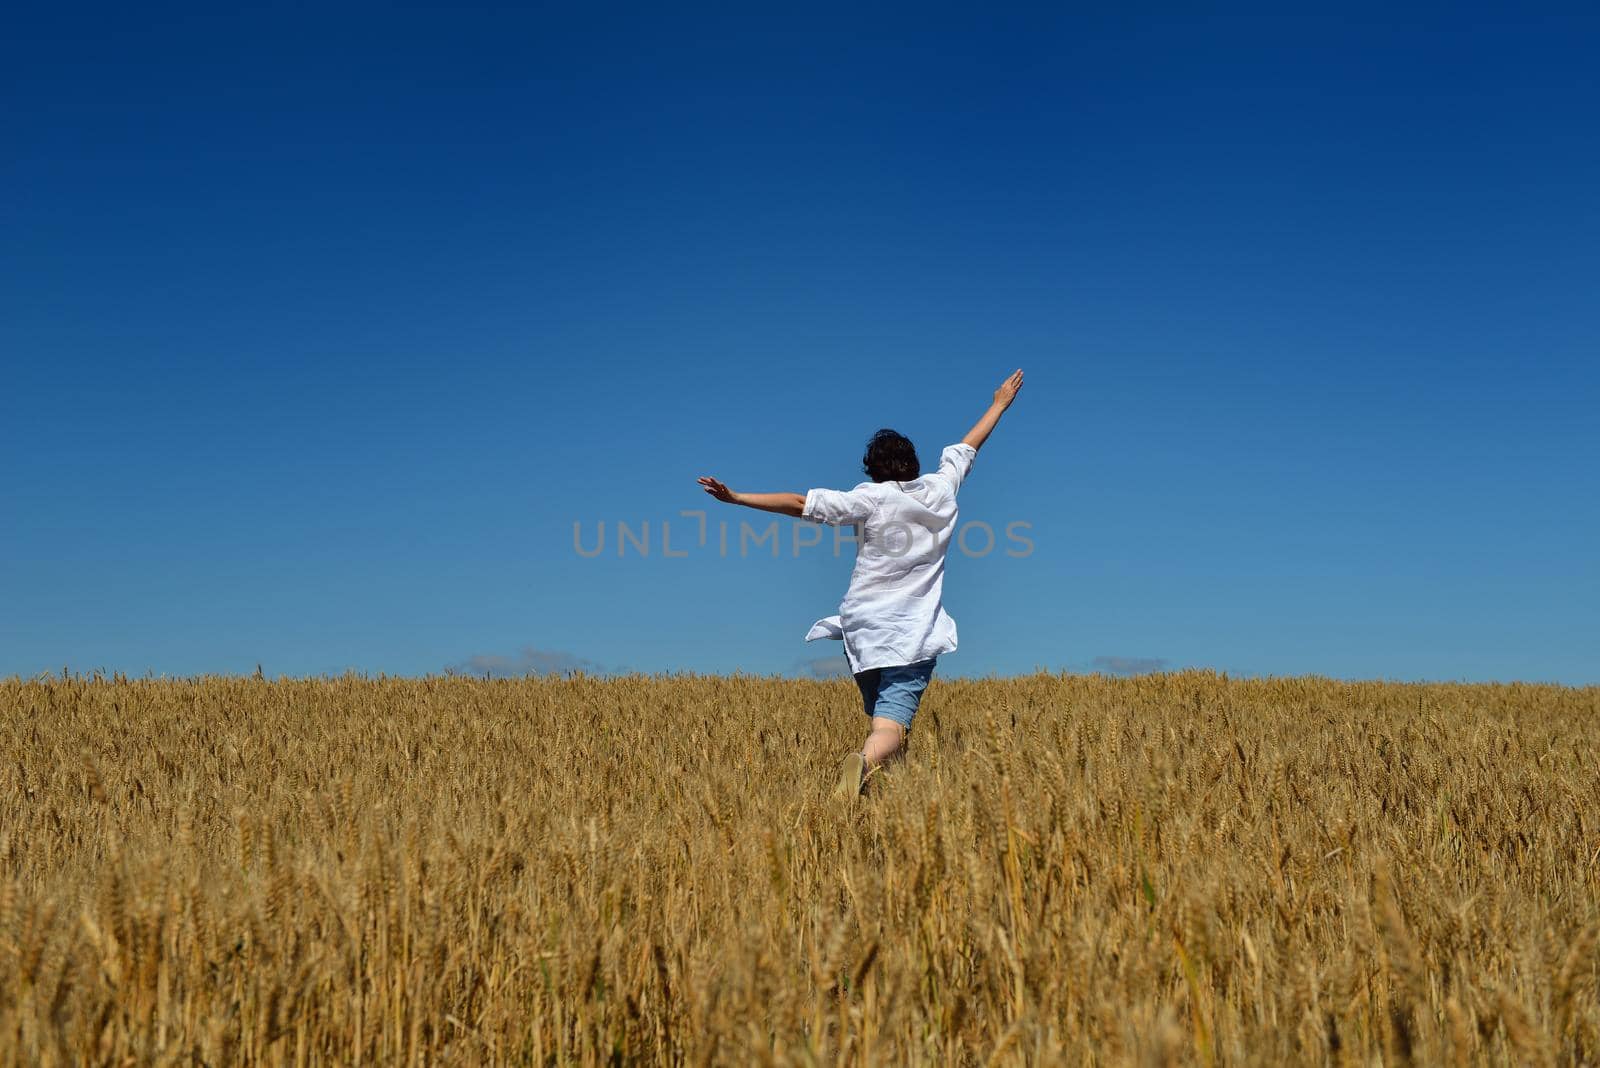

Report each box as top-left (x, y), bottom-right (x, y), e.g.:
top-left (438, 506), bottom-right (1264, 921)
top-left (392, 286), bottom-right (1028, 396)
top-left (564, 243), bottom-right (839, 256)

top-left (0, 671), bottom-right (1596, 1065)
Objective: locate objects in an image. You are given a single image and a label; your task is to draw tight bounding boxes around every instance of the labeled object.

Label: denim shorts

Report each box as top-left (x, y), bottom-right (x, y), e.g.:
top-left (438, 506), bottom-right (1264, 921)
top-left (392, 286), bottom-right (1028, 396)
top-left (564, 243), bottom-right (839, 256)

top-left (853, 658), bottom-right (937, 731)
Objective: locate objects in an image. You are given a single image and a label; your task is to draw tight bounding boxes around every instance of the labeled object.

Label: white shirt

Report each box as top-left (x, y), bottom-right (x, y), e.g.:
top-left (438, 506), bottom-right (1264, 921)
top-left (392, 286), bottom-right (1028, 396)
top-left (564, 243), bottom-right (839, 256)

top-left (801, 442), bottom-right (976, 674)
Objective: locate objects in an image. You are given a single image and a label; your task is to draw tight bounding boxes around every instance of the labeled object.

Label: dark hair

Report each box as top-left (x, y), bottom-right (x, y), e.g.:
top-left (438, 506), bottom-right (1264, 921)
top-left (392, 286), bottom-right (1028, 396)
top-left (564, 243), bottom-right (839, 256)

top-left (862, 428), bottom-right (920, 483)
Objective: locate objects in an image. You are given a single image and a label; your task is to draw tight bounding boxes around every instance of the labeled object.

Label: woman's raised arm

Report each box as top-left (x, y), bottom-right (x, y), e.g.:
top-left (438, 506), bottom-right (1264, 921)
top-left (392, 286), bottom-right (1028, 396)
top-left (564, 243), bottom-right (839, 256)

top-left (961, 368), bottom-right (1025, 451)
top-left (696, 477), bottom-right (805, 516)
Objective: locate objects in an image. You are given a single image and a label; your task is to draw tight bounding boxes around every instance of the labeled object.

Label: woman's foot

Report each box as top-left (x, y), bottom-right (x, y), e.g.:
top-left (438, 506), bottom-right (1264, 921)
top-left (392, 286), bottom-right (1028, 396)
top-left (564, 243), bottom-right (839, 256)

top-left (834, 752), bottom-right (866, 799)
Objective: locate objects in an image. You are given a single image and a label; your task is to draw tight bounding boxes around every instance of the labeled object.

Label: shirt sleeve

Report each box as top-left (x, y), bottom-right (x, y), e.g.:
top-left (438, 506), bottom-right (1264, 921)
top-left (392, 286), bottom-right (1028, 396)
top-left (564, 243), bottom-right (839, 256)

top-left (935, 442), bottom-right (977, 495)
top-left (802, 484), bottom-right (877, 526)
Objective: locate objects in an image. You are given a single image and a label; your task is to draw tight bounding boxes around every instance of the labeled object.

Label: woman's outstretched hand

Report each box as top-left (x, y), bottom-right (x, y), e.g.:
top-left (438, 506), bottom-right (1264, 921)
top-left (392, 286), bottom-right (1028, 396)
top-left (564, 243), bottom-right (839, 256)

top-left (696, 479), bottom-right (806, 516)
top-left (993, 368), bottom-right (1025, 409)
top-left (962, 369), bottom-right (1025, 451)
top-left (697, 476), bottom-right (738, 504)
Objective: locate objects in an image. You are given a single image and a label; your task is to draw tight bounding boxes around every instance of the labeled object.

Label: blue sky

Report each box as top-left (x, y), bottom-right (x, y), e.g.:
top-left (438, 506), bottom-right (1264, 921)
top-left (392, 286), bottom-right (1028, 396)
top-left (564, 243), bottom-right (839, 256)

top-left (4, 5), bottom-right (1596, 683)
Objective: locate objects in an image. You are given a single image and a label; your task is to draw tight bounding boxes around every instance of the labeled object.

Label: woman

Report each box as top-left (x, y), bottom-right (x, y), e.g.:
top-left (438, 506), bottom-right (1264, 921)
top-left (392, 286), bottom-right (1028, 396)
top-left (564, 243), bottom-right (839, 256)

top-left (697, 369), bottom-right (1025, 797)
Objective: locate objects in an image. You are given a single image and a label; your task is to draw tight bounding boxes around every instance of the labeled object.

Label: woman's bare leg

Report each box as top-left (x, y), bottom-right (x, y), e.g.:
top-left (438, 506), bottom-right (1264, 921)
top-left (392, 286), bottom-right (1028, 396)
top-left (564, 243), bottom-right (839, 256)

top-left (837, 718), bottom-right (909, 798)
top-left (861, 716), bottom-right (907, 767)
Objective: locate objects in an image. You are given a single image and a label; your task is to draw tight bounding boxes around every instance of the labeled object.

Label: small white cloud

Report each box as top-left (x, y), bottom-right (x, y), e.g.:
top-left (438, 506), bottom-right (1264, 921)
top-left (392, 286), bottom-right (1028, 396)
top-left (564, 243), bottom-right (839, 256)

top-left (1091, 655), bottom-right (1168, 676)
top-left (450, 646), bottom-right (602, 678)
top-left (794, 654), bottom-right (852, 679)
